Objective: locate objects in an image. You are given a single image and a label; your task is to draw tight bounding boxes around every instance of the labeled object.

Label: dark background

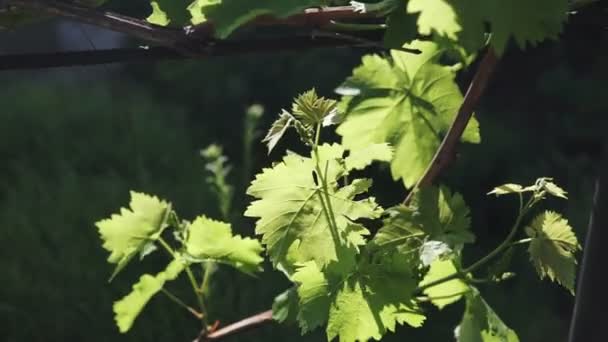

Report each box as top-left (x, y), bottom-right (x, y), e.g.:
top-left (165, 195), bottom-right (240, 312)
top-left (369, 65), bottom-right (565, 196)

top-left (1, 4), bottom-right (607, 342)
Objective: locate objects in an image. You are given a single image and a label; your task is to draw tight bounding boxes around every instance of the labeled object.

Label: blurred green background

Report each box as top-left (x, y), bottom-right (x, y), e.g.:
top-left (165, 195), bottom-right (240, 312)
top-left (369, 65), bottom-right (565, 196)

top-left (1, 5), bottom-right (607, 342)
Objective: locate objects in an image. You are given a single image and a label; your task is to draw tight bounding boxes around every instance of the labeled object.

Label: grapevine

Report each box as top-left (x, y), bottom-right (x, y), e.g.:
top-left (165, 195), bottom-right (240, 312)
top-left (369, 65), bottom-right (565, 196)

top-left (0, 0), bottom-right (587, 341)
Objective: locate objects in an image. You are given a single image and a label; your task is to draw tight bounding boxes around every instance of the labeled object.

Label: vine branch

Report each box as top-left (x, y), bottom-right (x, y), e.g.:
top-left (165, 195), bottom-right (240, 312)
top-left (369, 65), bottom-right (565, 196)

top-left (403, 48), bottom-right (499, 204)
top-left (3, 1), bottom-right (378, 52)
top-left (0, 1), bottom-right (401, 70)
top-left (194, 310), bottom-right (273, 342)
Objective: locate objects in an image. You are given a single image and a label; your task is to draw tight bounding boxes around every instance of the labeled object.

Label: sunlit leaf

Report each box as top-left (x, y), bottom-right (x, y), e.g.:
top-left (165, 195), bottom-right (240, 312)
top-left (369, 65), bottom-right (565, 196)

top-left (456, 287), bottom-right (519, 342)
top-left (184, 215), bottom-right (264, 274)
top-left (526, 211), bottom-right (580, 293)
top-left (420, 259), bottom-right (468, 309)
top-left (113, 259), bottom-right (184, 332)
top-left (96, 192), bottom-right (170, 280)
top-left (337, 41), bottom-right (480, 188)
top-left (245, 144), bottom-right (381, 273)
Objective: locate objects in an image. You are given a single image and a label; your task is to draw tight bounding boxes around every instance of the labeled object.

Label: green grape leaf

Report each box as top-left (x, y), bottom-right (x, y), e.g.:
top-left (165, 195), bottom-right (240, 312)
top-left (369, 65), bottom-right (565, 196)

top-left (383, 2), bottom-right (418, 49)
top-left (113, 259), bottom-right (185, 333)
top-left (344, 143), bottom-right (394, 171)
top-left (411, 185), bottom-right (475, 247)
top-left (407, 0), bottom-right (486, 53)
top-left (487, 183), bottom-right (534, 196)
top-left (293, 253), bottom-right (425, 342)
top-left (272, 288), bottom-right (300, 324)
top-left (483, 0), bottom-right (569, 55)
top-left (419, 259), bottom-right (468, 309)
top-left (370, 206), bottom-right (425, 251)
top-left (336, 40), bottom-right (480, 188)
top-left (408, 0), bottom-right (461, 40)
top-left (292, 261), bottom-right (333, 333)
top-left (147, 1), bottom-right (171, 26)
top-left (146, 0), bottom-right (192, 26)
top-left (96, 192), bottom-right (170, 280)
top-left (526, 211), bottom-right (580, 293)
top-left (456, 287), bottom-right (519, 342)
top-left (263, 110), bottom-right (294, 154)
top-left (245, 144), bottom-right (382, 272)
top-left (188, 0), bottom-right (322, 38)
top-left (407, 0), bottom-right (568, 55)
top-left (184, 215), bottom-right (264, 274)
top-left (488, 178), bottom-right (567, 199)
top-left (372, 186), bottom-right (474, 253)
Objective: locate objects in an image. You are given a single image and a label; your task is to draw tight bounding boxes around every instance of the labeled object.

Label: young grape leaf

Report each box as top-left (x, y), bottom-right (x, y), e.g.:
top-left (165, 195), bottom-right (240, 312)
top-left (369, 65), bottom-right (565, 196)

top-left (245, 144), bottom-right (382, 273)
top-left (188, 0), bottom-right (322, 38)
top-left (407, 0), bottom-right (569, 55)
top-left (419, 259), bottom-right (468, 309)
top-left (293, 252), bottom-right (425, 342)
top-left (487, 183), bottom-right (534, 196)
top-left (291, 89), bottom-right (338, 127)
top-left (184, 215), bottom-right (264, 274)
top-left (336, 40), bottom-right (480, 188)
top-left (526, 211), bottom-right (580, 294)
top-left (488, 178), bottom-right (567, 199)
top-left (344, 143), bottom-right (394, 171)
top-left (456, 287), bottom-right (519, 342)
top-left (542, 181), bottom-right (568, 199)
top-left (113, 259), bottom-right (184, 333)
top-left (96, 192), bottom-right (170, 280)
top-left (263, 110), bottom-right (294, 154)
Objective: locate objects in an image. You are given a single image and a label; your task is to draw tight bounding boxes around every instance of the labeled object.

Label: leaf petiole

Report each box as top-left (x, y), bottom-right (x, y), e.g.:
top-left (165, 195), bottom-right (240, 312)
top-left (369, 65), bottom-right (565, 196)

top-left (160, 288), bottom-right (203, 319)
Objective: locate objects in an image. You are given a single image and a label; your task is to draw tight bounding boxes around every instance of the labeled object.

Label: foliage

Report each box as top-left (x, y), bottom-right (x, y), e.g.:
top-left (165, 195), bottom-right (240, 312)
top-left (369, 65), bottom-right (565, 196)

top-left (96, 192), bottom-right (171, 280)
top-left (97, 93), bottom-right (580, 341)
top-left (336, 40), bottom-right (480, 187)
top-left (0, 0), bottom-right (587, 341)
top-left (97, 191), bottom-right (264, 332)
top-left (526, 211), bottom-right (581, 294)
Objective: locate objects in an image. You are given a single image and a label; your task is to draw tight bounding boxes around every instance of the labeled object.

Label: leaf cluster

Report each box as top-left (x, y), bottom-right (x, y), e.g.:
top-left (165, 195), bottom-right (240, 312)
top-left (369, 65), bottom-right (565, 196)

top-left (88, 0), bottom-right (584, 340)
top-left (96, 192), bottom-right (264, 332)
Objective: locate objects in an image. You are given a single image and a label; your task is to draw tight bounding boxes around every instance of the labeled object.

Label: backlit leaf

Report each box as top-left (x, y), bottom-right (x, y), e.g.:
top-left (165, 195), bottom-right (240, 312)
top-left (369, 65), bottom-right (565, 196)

top-left (245, 143), bottom-right (382, 273)
top-left (96, 192), bottom-right (170, 280)
top-left (337, 40), bottom-right (480, 188)
top-left (456, 287), bottom-right (519, 342)
top-left (113, 259), bottom-right (184, 332)
top-left (419, 259), bottom-right (468, 309)
top-left (184, 215), bottom-right (264, 274)
top-left (526, 211), bottom-right (580, 293)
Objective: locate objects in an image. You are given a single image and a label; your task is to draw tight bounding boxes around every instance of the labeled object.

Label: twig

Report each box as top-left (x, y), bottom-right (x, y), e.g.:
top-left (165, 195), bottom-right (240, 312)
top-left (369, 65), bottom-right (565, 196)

top-left (6, 0), bottom-right (185, 46)
top-left (0, 1), bottom-right (393, 70)
top-left (403, 48), bottom-right (499, 204)
top-left (194, 310), bottom-right (273, 342)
